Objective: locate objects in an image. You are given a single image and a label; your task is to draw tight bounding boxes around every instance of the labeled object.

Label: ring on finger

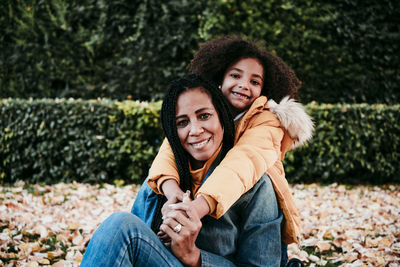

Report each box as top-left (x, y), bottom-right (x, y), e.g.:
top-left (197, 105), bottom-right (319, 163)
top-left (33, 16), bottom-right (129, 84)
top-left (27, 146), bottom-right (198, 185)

top-left (173, 223), bottom-right (182, 233)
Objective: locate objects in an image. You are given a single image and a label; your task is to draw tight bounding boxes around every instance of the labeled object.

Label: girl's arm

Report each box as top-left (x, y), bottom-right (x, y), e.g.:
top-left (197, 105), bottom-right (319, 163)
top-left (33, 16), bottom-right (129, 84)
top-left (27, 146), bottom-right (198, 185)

top-left (196, 109), bottom-right (284, 218)
top-left (148, 110), bottom-right (283, 219)
top-left (147, 139), bottom-right (212, 219)
top-left (147, 138), bottom-right (180, 196)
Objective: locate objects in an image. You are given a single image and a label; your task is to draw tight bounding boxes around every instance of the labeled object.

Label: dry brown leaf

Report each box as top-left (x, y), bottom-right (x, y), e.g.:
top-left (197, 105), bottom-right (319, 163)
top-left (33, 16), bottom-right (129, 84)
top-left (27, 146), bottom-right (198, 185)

top-left (343, 252), bottom-right (358, 262)
top-left (72, 231), bottom-right (83, 246)
top-left (317, 241), bottom-right (332, 252)
top-left (39, 258), bottom-right (51, 265)
top-left (26, 261), bottom-right (39, 267)
top-left (47, 249), bottom-right (65, 259)
top-left (2, 182), bottom-right (399, 266)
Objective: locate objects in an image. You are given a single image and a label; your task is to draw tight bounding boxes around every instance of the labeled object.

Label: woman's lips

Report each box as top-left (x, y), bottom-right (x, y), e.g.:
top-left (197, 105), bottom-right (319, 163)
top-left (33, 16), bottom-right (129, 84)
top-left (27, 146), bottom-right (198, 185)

top-left (190, 137), bottom-right (211, 149)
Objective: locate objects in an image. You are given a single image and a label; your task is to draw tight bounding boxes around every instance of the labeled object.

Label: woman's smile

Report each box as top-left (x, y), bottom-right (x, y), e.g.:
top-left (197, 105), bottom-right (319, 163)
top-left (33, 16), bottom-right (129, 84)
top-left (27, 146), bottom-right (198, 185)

top-left (190, 137), bottom-right (212, 149)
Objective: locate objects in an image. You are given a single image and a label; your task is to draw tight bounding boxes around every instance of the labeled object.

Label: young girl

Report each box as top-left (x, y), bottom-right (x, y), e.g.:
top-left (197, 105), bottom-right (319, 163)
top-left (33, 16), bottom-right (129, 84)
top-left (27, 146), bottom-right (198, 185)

top-left (146, 35), bottom-right (313, 258)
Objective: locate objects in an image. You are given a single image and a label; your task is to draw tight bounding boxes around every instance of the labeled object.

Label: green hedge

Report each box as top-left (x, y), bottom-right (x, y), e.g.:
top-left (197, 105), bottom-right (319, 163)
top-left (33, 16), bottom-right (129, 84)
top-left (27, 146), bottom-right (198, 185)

top-left (1, 0), bottom-right (204, 100)
top-left (199, 0), bottom-right (400, 104)
top-left (1, 0), bottom-right (399, 104)
top-left (1, 99), bottom-right (399, 185)
top-left (284, 102), bottom-right (400, 184)
top-left (0, 98), bottom-right (163, 184)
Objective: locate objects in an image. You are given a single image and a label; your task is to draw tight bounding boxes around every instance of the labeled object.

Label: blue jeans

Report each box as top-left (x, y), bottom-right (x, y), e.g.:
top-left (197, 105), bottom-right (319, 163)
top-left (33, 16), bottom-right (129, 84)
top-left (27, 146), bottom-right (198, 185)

top-left (81, 174), bottom-right (283, 266)
top-left (81, 212), bottom-right (184, 267)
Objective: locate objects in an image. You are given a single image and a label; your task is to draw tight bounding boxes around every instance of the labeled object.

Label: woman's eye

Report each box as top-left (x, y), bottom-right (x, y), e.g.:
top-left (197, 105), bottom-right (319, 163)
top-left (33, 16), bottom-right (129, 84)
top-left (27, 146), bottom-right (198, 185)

top-left (199, 113), bottom-right (211, 120)
top-left (176, 120), bottom-right (189, 127)
top-left (230, 73), bottom-right (240, 79)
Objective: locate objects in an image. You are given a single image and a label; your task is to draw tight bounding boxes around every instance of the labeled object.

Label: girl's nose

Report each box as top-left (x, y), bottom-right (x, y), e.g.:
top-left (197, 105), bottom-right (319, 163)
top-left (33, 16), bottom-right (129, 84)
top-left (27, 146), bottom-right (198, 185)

top-left (238, 82), bottom-right (249, 90)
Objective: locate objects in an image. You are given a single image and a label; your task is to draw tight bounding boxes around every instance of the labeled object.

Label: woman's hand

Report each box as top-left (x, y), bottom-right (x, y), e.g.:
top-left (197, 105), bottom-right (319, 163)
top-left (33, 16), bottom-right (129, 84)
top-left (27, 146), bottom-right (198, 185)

top-left (160, 192), bottom-right (202, 267)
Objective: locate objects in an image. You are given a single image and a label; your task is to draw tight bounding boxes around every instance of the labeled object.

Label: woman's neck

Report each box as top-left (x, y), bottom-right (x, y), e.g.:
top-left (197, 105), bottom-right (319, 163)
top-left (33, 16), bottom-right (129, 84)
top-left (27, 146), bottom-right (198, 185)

top-left (189, 158), bottom-right (205, 170)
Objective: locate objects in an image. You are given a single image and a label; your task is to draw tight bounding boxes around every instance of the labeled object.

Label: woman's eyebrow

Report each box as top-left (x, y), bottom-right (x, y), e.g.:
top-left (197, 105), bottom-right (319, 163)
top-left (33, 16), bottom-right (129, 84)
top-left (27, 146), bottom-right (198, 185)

top-left (195, 107), bottom-right (213, 114)
top-left (176, 107), bottom-right (213, 119)
top-left (175, 114), bottom-right (188, 120)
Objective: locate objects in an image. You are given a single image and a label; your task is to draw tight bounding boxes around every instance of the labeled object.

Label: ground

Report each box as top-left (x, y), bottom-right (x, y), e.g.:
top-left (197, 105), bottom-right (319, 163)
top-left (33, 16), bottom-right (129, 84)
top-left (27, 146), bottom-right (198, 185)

top-left (1, 181), bottom-right (399, 266)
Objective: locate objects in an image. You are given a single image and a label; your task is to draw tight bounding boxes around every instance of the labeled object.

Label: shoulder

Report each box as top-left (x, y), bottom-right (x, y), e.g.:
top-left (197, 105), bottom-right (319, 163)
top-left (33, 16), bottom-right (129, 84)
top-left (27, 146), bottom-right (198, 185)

top-left (243, 96), bottom-right (280, 125)
top-left (267, 96), bottom-right (314, 148)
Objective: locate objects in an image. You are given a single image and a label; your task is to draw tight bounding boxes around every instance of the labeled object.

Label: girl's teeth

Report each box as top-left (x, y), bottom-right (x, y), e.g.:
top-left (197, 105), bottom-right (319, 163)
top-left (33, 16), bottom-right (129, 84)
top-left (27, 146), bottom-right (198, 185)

top-left (233, 92), bottom-right (248, 99)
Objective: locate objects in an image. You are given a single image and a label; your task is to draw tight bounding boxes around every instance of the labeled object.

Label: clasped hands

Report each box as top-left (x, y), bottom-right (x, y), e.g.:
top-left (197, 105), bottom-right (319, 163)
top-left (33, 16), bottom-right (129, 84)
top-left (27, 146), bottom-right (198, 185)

top-left (157, 191), bottom-right (202, 267)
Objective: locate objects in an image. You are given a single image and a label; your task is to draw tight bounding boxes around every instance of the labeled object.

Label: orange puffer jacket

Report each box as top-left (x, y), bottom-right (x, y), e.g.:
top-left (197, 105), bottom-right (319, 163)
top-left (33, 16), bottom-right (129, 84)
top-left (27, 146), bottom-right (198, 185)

top-left (147, 96), bottom-right (314, 244)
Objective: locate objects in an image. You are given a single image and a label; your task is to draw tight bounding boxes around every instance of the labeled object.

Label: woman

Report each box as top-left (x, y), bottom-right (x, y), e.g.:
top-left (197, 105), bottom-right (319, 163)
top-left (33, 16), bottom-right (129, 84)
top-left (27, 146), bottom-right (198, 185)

top-left (80, 74), bottom-right (283, 266)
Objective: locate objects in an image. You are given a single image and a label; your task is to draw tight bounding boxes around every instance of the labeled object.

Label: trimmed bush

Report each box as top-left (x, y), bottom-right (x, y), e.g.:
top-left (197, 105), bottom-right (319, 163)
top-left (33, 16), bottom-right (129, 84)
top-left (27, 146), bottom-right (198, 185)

top-left (1, 0), bottom-right (204, 100)
top-left (199, 0), bottom-right (400, 104)
top-left (284, 102), bottom-right (400, 184)
top-left (0, 98), bottom-right (163, 184)
top-left (1, 0), bottom-right (399, 104)
top-left (1, 99), bottom-right (399, 184)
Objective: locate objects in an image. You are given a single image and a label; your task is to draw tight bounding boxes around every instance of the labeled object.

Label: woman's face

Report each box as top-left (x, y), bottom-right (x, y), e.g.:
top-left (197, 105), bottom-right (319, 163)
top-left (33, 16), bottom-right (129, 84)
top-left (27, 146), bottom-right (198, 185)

top-left (221, 57), bottom-right (264, 113)
top-left (175, 87), bottom-right (223, 167)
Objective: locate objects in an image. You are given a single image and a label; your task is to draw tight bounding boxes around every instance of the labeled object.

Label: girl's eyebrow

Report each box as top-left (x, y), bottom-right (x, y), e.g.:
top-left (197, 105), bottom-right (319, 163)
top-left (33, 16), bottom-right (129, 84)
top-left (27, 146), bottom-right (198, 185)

top-left (230, 67), bottom-right (264, 81)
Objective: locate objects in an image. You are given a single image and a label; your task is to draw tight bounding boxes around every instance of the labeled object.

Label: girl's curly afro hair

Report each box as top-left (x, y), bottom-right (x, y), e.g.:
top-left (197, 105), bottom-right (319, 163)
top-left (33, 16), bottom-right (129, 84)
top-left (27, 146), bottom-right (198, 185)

top-left (188, 35), bottom-right (301, 102)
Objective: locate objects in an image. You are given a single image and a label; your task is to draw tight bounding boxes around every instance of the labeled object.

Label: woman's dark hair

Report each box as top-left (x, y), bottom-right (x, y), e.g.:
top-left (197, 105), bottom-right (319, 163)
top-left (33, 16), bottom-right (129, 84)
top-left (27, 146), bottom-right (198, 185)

top-left (188, 35), bottom-right (301, 102)
top-left (151, 73), bottom-right (235, 232)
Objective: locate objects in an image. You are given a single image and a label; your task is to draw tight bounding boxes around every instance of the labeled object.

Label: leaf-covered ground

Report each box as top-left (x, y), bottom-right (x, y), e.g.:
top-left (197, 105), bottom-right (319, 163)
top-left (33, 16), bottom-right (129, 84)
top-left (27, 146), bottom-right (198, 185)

top-left (1, 182), bottom-right (399, 266)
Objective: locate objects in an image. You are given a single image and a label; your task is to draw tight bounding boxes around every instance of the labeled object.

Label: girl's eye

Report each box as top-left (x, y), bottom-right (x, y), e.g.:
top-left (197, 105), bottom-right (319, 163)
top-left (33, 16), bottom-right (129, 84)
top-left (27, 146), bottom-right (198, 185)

top-left (199, 113), bottom-right (211, 120)
top-left (176, 119), bottom-right (189, 127)
top-left (251, 80), bottom-right (261, 86)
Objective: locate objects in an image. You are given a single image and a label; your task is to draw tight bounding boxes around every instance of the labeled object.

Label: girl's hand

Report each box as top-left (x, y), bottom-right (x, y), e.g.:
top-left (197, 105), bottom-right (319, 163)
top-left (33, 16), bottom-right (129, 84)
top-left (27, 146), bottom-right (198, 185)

top-left (161, 193), bottom-right (183, 217)
top-left (160, 192), bottom-right (202, 267)
top-left (158, 191), bottom-right (184, 246)
top-left (160, 179), bottom-right (184, 217)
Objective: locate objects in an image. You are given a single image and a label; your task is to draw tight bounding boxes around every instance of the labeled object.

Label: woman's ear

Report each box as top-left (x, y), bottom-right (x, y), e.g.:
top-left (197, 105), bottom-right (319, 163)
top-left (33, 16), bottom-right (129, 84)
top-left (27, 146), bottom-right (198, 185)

top-left (218, 85), bottom-right (221, 89)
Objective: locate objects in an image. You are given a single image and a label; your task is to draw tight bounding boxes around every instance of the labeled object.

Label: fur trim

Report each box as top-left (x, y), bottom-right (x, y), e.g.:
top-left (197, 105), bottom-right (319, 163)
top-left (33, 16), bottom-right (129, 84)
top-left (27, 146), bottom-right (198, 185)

top-left (268, 96), bottom-right (314, 148)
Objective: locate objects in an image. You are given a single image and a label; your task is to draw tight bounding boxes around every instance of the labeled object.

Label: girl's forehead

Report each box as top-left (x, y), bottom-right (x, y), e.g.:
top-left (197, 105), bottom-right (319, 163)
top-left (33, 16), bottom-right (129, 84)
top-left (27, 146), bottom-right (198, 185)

top-left (227, 57), bottom-right (264, 76)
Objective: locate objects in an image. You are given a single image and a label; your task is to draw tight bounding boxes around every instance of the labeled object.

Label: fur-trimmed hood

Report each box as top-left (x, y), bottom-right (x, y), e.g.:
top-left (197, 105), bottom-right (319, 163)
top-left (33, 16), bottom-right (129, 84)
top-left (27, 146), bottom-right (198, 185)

top-left (268, 96), bottom-right (314, 148)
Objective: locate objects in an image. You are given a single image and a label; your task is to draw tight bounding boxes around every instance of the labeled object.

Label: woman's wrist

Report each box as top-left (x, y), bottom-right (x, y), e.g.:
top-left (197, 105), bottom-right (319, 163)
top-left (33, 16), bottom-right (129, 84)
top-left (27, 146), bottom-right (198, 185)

top-left (181, 247), bottom-right (201, 267)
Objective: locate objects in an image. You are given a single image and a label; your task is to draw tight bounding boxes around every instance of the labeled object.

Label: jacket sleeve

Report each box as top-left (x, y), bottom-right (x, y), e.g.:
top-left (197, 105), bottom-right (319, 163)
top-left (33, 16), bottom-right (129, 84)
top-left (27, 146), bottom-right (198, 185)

top-left (196, 110), bottom-right (284, 218)
top-left (147, 138), bottom-right (180, 194)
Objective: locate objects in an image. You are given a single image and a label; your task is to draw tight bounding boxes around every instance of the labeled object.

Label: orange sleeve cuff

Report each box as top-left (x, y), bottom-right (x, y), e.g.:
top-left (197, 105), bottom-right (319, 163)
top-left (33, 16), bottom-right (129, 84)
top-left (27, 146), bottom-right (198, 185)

top-left (196, 193), bottom-right (217, 217)
top-left (147, 175), bottom-right (178, 195)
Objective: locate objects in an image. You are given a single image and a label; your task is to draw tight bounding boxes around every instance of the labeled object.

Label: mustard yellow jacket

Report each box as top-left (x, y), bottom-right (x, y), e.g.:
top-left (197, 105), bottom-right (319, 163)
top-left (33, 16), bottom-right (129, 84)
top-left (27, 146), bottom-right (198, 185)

top-left (148, 96), bottom-right (314, 244)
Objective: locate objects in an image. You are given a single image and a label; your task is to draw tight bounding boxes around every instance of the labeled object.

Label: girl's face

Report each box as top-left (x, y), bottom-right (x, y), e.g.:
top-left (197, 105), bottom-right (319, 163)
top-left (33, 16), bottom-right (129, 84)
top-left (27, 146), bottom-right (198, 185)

top-left (175, 87), bottom-right (223, 168)
top-left (221, 57), bottom-right (264, 114)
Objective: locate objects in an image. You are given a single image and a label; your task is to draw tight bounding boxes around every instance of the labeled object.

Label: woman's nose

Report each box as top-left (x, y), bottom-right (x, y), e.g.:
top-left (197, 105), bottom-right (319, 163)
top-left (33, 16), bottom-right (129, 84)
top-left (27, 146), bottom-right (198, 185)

top-left (189, 121), bottom-right (204, 135)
